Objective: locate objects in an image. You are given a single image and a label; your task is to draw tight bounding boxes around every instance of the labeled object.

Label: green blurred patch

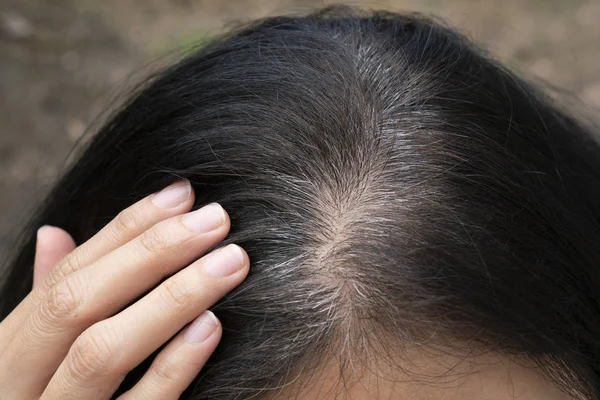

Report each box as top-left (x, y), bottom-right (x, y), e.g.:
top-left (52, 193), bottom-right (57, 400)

top-left (148, 29), bottom-right (214, 56)
top-left (505, 58), bottom-right (522, 73)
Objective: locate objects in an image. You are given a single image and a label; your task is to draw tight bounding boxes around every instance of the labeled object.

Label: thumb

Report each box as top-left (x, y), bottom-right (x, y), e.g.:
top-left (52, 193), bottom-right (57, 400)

top-left (33, 226), bottom-right (76, 288)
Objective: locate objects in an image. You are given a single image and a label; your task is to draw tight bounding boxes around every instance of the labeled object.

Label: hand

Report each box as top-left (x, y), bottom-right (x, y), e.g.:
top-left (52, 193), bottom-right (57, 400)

top-left (0, 180), bottom-right (249, 399)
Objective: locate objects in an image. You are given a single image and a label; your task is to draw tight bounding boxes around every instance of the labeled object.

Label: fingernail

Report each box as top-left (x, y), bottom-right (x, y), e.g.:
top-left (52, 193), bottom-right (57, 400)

top-left (203, 244), bottom-right (246, 278)
top-left (184, 310), bottom-right (219, 344)
top-left (151, 180), bottom-right (191, 209)
top-left (182, 203), bottom-right (226, 233)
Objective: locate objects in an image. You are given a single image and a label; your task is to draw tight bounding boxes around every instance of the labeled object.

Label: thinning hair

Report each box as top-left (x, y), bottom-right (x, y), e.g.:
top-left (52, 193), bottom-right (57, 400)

top-left (2, 6), bottom-right (600, 400)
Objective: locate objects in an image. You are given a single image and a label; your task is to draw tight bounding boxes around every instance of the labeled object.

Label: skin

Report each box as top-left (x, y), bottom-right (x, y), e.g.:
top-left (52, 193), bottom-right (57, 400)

top-left (269, 350), bottom-right (576, 399)
top-left (0, 180), bottom-right (577, 399)
top-left (0, 180), bottom-right (250, 399)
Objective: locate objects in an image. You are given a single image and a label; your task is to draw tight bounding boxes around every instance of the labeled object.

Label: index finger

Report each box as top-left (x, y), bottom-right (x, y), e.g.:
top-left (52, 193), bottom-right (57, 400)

top-left (0, 179), bottom-right (194, 344)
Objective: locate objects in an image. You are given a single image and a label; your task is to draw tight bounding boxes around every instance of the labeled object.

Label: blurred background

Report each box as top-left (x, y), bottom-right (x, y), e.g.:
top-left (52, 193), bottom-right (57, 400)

top-left (1, 0), bottom-right (599, 256)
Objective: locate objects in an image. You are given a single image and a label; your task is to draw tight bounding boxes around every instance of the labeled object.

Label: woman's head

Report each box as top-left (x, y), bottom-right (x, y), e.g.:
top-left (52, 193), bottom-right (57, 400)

top-left (2, 6), bottom-right (600, 399)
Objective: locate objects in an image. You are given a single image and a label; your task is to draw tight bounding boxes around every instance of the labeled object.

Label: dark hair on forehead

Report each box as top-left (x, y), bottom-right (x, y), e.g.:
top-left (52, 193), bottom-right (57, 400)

top-left (2, 5), bottom-right (600, 399)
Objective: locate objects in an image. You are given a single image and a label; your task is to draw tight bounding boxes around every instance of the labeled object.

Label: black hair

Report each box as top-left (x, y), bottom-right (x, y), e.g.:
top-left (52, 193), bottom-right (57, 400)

top-left (2, 5), bottom-right (600, 400)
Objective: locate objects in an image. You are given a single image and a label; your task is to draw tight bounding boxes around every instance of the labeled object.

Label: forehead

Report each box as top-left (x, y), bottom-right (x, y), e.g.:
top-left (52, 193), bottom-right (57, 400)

top-left (266, 351), bottom-right (575, 400)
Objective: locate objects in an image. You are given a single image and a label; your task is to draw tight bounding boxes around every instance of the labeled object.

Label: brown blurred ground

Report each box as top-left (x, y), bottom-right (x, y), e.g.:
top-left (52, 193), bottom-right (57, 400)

top-left (1, 0), bottom-right (599, 255)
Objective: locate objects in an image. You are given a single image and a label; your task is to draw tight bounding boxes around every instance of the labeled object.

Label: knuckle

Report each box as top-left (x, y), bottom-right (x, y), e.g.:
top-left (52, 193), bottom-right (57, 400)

top-left (150, 354), bottom-right (182, 385)
top-left (69, 324), bottom-right (122, 379)
top-left (47, 254), bottom-right (80, 287)
top-left (137, 225), bottom-right (170, 257)
top-left (114, 207), bottom-right (141, 236)
top-left (159, 277), bottom-right (193, 312)
top-left (42, 278), bottom-right (84, 325)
